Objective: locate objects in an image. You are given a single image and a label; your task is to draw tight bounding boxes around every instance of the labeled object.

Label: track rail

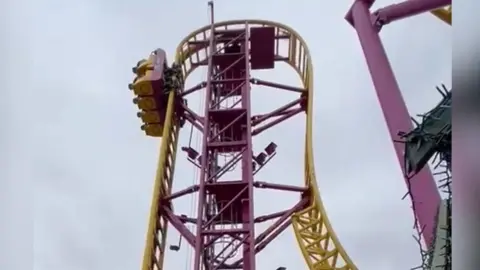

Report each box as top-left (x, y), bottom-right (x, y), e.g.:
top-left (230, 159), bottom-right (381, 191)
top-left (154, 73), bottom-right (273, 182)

top-left (141, 20), bottom-right (357, 270)
top-left (431, 5), bottom-right (452, 25)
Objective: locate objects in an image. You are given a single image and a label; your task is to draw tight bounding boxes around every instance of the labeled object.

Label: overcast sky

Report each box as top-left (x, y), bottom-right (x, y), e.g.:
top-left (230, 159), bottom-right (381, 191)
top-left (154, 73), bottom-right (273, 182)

top-left (2, 0), bottom-right (451, 269)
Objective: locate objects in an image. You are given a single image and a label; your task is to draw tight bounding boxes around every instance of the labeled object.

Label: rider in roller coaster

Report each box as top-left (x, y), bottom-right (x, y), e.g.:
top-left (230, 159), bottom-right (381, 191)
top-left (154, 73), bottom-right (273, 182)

top-left (131, 50), bottom-right (184, 95)
top-left (130, 50), bottom-right (186, 133)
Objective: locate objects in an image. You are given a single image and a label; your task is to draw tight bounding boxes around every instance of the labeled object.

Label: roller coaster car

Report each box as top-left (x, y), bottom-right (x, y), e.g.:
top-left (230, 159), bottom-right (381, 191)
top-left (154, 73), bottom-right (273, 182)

top-left (129, 49), bottom-right (186, 137)
top-left (129, 49), bottom-right (169, 96)
top-left (140, 123), bottom-right (164, 137)
top-left (133, 96), bottom-right (157, 111)
top-left (136, 109), bottom-right (166, 137)
top-left (137, 111), bottom-right (163, 123)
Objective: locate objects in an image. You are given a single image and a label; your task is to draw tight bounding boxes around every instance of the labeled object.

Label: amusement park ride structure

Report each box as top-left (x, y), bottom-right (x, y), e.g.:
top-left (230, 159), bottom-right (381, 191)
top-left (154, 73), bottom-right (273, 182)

top-left (127, 0), bottom-right (451, 269)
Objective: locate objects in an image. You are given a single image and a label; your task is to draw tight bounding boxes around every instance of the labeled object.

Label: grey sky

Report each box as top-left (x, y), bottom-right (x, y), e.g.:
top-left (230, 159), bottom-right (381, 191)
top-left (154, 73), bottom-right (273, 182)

top-left (3, 0), bottom-right (451, 269)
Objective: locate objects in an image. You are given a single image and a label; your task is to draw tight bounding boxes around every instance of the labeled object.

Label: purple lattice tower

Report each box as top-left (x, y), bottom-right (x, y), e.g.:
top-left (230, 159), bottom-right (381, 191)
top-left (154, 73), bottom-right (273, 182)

top-left (193, 19), bottom-right (258, 270)
top-left (345, 0), bottom-right (451, 249)
top-left (161, 4), bottom-right (310, 270)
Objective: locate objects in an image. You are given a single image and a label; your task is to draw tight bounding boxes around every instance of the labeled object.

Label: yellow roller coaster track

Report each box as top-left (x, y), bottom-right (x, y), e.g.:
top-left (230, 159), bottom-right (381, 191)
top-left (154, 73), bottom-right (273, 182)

top-left (431, 5), bottom-right (452, 25)
top-left (141, 5), bottom-right (451, 269)
top-left (141, 19), bottom-right (357, 270)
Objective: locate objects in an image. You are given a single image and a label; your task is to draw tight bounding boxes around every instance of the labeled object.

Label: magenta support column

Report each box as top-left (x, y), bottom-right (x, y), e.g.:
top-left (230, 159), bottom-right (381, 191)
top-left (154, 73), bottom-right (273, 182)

top-left (345, 0), bottom-right (441, 248)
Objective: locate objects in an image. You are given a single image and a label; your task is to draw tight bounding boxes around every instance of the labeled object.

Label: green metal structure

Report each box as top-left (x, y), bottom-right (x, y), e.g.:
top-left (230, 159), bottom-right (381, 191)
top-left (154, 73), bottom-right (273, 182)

top-left (401, 85), bottom-right (451, 270)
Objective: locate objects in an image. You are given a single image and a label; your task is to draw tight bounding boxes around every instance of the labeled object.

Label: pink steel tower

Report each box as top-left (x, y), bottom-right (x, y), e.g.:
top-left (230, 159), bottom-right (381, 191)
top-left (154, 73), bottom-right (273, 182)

top-left (192, 5), bottom-right (257, 269)
top-left (345, 0), bottom-right (451, 249)
top-left (165, 3), bottom-right (309, 269)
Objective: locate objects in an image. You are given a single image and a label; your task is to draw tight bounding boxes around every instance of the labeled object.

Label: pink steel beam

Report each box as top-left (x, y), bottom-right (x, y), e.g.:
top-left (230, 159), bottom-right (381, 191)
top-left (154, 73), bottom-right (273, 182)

top-left (345, 0), bottom-right (448, 248)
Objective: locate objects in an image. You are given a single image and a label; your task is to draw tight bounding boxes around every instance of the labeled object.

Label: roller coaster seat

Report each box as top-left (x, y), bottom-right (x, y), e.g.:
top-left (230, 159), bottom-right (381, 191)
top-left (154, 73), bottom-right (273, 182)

top-left (141, 123), bottom-right (164, 137)
top-left (130, 48), bottom-right (186, 137)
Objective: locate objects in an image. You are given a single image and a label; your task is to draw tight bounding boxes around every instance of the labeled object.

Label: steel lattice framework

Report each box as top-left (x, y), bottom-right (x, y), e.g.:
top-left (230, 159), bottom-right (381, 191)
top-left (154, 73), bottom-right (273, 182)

top-left (130, 7), bottom-right (356, 270)
top-left (127, 1), bottom-right (451, 269)
top-left (402, 87), bottom-right (451, 269)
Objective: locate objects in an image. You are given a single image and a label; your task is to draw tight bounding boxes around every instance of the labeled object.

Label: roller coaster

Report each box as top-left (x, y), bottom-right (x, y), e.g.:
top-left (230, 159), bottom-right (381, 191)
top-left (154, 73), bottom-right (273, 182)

top-left (127, 0), bottom-right (451, 269)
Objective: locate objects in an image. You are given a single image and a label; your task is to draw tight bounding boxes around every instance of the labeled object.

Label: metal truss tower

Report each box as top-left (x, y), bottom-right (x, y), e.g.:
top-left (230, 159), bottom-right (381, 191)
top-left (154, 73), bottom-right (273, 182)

top-left (129, 2), bottom-right (357, 270)
top-left (127, 1), bottom-right (451, 269)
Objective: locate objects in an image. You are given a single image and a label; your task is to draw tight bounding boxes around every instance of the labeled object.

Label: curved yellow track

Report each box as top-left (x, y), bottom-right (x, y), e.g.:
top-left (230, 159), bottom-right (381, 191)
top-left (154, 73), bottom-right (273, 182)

top-left (141, 20), bottom-right (357, 270)
top-left (431, 5), bottom-right (452, 25)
